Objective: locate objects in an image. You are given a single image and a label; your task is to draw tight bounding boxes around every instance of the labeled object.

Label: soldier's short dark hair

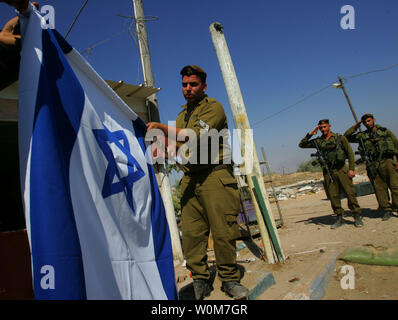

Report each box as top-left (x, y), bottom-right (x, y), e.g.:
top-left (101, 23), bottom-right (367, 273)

top-left (180, 65), bottom-right (207, 84)
top-left (318, 119), bottom-right (329, 125)
top-left (361, 113), bottom-right (374, 121)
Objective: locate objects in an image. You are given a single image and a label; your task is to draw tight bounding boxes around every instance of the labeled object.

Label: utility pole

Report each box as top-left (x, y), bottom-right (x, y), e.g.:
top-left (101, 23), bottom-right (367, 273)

top-left (133, 0), bottom-right (184, 264)
top-left (333, 76), bottom-right (378, 187)
top-left (210, 22), bottom-right (285, 263)
top-left (261, 147), bottom-right (283, 227)
top-left (336, 76), bottom-right (359, 122)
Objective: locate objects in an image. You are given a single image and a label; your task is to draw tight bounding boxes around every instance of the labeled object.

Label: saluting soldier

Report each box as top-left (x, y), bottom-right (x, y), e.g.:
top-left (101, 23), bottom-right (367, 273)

top-left (299, 119), bottom-right (363, 229)
top-left (344, 113), bottom-right (398, 221)
top-left (146, 65), bottom-right (249, 300)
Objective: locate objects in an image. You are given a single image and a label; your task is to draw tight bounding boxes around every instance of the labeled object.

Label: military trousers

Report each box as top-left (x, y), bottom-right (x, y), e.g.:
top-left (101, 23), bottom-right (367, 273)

top-left (180, 168), bottom-right (242, 282)
top-left (324, 165), bottom-right (361, 216)
top-left (371, 158), bottom-right (398, 212)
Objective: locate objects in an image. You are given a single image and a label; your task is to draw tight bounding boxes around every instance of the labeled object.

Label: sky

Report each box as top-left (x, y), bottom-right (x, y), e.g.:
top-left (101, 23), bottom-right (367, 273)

top-left (1, 0), bottom-right (398, 176)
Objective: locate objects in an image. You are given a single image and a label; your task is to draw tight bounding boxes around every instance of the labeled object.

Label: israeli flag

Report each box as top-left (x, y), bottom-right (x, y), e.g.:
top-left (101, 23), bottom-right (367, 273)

top-left (17, 3), bottom-right (177, 300)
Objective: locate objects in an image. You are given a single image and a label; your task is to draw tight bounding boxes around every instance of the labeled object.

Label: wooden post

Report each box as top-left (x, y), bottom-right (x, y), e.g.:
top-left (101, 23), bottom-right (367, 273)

top-left (209, 22), bottom-right (285, 263)
top-left (133, 0), bottom-right (184, 264)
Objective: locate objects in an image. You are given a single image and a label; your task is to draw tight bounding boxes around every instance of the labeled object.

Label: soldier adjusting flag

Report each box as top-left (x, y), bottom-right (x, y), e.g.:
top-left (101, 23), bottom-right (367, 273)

top-left (18, 3), bottom-right (177, 300)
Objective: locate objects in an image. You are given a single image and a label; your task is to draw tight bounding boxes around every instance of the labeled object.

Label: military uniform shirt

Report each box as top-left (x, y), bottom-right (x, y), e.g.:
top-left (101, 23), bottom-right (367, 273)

top-left (299, 132), bottom-right (355, 171)
top-left (344, 124), bottom-right (398, 161)
top-left (175, 95), bottom-right (232, 174)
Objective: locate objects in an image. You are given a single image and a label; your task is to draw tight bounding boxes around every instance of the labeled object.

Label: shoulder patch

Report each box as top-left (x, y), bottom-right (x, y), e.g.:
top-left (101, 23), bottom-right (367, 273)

top-left (205, 97), bottom-right (218, 105)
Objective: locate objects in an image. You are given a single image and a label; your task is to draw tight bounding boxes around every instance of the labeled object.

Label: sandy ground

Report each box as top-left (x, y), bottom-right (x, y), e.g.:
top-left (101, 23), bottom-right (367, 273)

top-left (262, 191), bottom-right (398, 300)
top-left (175, 170), bottom-right (398, 300)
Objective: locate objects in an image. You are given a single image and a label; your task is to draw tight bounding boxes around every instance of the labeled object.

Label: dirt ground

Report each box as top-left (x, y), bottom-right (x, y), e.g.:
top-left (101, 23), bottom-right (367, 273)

top-left (175, 169), bottom-right (398, 300)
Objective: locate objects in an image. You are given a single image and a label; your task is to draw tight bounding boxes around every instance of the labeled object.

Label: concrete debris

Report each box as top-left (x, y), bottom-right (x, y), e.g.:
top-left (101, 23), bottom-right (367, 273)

top-left (292, 247), bottom-right (327, 255)
top-left (267, 175), bottom-right (373, 202)
top-left (269, 179), bottom-right (324, 201)
top-left (352, 174), bottom-right (370, 184)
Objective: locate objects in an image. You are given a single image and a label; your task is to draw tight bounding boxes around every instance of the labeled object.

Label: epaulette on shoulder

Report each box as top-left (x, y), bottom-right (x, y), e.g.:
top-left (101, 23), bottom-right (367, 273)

top-left (205, 97), bottom-right (219, 105)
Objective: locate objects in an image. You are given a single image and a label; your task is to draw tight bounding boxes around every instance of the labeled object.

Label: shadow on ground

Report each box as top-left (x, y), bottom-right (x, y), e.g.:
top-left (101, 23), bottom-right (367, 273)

top-left (178, 264), bottom-right (247, 300)
top-left (295, 208), bottom-right (385, 227)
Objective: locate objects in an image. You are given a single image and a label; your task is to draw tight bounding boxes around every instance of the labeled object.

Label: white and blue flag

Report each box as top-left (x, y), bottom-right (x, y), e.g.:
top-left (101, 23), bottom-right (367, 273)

top-left (17, 3), bottom-right (177, 300)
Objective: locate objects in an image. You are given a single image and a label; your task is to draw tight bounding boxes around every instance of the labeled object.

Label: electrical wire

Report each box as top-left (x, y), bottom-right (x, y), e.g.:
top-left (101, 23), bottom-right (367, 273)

top-left (252, 62), bottom-right (398, 127)
top-left (81, 30), bottom-right (127, 58)
top-left (343, 63), bottom-right (398, 81)
top-left (252, 83), bottom-right (333, 126)
top-left (65, 0), bottom-right (89, 39)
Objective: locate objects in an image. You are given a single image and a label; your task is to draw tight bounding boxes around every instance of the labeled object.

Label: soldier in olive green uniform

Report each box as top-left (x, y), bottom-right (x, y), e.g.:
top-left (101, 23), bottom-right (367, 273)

top-left (146, 65), bottom-right (249, 300)
top-left (344, 113), bottom-right (398, 221)
top-left (299, 119), bottom-right (363, 229)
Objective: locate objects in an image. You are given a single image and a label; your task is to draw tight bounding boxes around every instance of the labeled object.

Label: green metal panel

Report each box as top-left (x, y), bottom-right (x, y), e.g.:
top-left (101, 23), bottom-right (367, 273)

top-left (251, 176), bottom-right (285, 262)
top-left (340, 182), bottom-right (375, 199)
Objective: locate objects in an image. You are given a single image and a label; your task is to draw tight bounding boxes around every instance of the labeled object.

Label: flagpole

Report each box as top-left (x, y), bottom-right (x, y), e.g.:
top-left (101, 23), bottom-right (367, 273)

top-left (133, 0), bottom-right (184, 264)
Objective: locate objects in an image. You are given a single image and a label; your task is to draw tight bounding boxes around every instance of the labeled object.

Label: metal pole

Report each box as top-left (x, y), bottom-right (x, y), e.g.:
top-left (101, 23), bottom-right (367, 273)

top-left (261, 147), bottom-right (283, 226)
top-left (133, 0), bottom-right (184, 264)
top-left (209, 22), bottom-right (285, 263)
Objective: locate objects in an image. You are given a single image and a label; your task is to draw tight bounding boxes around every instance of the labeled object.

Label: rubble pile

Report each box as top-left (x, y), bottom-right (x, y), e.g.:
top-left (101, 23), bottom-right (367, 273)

top-left (268, 179), bottom-right (324, 201)
top-left (267, 174), bottom-right (371, 201)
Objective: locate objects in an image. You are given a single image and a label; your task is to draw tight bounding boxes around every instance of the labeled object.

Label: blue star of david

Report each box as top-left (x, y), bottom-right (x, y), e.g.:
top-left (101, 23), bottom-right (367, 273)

top-left (93, 126), bottom-right (145, 212)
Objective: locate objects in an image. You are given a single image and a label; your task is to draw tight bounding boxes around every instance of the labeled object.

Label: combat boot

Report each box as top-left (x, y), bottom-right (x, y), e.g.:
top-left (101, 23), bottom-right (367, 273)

top-left (354, 215), bottom-right (364, 227)
top-left (193, 279), bottom-right (213, 300)
top-left (331, 215), bottom-right (344, 229)
top-left (221, 281), bottom-right (250, 300)
top-left (382, 211), bottom-right (393, 221)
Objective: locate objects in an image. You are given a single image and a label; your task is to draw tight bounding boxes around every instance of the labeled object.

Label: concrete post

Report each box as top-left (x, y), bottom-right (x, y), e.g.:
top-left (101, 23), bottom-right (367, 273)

top-left (209, 22), bottom-right (285, 263)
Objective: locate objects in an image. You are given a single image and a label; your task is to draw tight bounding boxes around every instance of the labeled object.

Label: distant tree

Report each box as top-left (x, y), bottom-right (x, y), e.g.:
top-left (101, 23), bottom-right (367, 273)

top-left (297, 159), bottom-right (322, 173)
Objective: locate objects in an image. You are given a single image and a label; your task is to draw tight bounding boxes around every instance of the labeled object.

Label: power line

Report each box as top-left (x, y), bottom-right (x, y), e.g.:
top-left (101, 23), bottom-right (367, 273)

top-left (252, 62), bottom-right (398, 127)
top-left (343, 63), bottom-right (398, 81)
top-left (252, 83), bottom-right (332, 126)
top-left (80, 15), bottom-right (135, 59)
top-left (65, 0), bottom-right (89, 39)
top-left (81, 30), bottom-right (127, 58)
